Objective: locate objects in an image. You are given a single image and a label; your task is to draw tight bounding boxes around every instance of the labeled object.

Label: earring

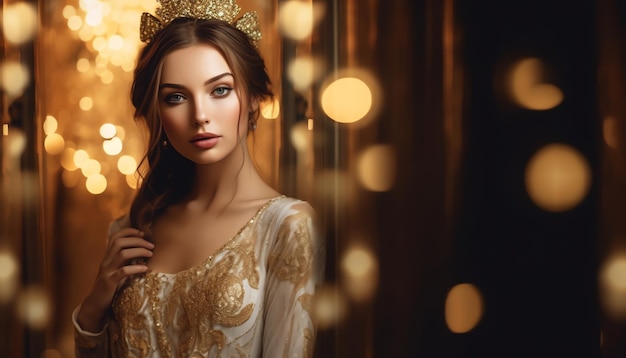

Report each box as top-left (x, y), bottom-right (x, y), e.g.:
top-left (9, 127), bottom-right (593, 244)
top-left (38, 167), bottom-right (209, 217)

top-left (161, 139), bottom-right (168, 147)
top-left (249, 119), bottom-right (257, 130)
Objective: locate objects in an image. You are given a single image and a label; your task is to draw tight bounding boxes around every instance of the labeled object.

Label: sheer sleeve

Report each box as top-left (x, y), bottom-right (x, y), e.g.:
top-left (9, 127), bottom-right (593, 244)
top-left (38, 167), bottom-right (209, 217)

top-left (72, 306), bottom-right (109, 358)
top-left (263, 203), bottom-right (325, 357)
top-left (73, 215), bottom-right (128, 358)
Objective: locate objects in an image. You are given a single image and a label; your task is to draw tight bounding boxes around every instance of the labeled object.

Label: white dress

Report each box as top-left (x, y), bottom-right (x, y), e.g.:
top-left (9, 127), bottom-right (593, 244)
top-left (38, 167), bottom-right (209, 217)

top-left (73, 196), bottom-right (325, 357)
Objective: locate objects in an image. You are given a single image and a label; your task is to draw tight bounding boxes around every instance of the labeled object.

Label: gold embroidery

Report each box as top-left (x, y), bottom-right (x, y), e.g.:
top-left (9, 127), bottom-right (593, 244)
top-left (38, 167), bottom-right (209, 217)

top-left (298, 293), bottom-right (313, 315)
top-left (106, 197), bottom-right (323, 357)
top-left (303, 327), bottom-right (314, 357)
top-left (270, 212), bottom-right (314, 286)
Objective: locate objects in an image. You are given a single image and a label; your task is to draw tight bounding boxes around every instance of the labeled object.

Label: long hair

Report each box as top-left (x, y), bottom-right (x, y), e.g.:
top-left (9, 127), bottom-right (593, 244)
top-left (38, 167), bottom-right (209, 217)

top-left (129, 18), bottom-right (273, 233)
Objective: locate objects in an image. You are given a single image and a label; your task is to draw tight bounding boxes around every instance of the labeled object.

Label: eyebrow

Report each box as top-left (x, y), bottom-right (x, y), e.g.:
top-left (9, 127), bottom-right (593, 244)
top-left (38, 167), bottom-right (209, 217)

top-left (159, 72), bottom-right (234, 90)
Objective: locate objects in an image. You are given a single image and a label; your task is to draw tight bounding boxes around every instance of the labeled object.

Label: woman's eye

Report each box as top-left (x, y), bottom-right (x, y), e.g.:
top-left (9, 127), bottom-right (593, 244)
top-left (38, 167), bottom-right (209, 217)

top-left (165, 94), bottom-right (185, 104)
top-left (212, 86), bottom-right (232, 97)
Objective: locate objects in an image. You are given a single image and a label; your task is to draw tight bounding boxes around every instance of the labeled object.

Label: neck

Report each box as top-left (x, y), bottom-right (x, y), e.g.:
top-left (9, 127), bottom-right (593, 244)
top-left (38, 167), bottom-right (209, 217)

top-left (188, 140), bottom-right (262, 212)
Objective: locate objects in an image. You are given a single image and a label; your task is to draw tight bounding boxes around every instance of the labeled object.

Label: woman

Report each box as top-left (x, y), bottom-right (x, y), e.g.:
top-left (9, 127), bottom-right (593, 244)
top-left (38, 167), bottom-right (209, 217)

top-left (73, 2), bottom-right (324, 356)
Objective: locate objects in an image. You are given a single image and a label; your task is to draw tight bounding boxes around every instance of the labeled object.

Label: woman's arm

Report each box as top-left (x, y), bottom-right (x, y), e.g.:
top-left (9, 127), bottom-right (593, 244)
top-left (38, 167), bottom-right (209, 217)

top-left (263, 203), bottom-right (325, 357)
top-left (74, 221), bottom-right (154, 358)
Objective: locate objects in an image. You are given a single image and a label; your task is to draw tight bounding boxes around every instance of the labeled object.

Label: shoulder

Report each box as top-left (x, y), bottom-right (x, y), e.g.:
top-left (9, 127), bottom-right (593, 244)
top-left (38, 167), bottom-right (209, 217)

top-left (266, 196), bottom-right (317, 226)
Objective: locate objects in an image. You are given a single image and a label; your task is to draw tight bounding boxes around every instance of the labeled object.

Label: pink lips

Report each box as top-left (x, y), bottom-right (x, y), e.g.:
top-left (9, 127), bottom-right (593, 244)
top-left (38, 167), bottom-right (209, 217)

top-left (190, 133), bottom-right (220, 149)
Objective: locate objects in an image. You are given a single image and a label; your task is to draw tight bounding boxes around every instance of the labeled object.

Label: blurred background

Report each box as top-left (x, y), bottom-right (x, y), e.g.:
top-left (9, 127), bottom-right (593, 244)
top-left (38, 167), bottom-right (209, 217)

top-left (1, 0), bottom-right (625, 357)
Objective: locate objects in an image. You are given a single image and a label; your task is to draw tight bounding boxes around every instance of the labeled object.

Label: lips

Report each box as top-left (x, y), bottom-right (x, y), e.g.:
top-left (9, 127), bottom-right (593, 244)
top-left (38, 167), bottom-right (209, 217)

top-left (190, 132), bottom-right (221, 149)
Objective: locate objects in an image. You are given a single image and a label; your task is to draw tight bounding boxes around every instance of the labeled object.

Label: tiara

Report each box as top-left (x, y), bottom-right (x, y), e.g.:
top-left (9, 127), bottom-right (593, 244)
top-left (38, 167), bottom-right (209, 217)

top-left (140, 0), bottom-right (262, 45)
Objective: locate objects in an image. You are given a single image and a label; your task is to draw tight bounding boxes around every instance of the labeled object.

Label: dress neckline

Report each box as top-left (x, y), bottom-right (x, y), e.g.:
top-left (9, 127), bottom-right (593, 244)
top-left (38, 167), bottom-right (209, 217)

top-left (145, 195), bottom-right (285, 278)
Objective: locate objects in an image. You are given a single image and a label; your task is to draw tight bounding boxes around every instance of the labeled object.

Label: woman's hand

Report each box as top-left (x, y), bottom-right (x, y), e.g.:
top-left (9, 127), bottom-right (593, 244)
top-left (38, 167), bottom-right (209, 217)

top-left (77, 228), bottom-right (154, 333)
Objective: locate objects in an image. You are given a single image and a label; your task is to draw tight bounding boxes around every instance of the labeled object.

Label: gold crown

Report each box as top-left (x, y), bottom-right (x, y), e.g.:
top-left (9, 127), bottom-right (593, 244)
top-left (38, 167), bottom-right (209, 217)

top-left (140, 0), bottom-right (262, 45)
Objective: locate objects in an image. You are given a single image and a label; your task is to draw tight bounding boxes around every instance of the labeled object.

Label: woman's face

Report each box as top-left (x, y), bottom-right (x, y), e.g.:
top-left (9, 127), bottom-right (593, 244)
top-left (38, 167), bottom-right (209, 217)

top-left (158, 44), bottom-right (250, 166)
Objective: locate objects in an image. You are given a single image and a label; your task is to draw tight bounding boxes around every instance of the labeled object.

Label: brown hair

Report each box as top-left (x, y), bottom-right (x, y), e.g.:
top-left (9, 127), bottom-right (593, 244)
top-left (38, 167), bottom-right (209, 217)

top-left (129, 18), bottom-right (273, 232)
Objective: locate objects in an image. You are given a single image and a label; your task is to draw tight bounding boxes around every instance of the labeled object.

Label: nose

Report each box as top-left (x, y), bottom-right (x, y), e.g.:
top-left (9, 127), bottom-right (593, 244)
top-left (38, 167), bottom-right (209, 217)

top-left (193, 96), bottom-right (210, 126)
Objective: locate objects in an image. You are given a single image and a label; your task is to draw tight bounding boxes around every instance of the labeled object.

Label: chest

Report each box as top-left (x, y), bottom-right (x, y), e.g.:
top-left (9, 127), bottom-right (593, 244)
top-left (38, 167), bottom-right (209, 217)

top-left (148, 208), bottom-right (258, 273)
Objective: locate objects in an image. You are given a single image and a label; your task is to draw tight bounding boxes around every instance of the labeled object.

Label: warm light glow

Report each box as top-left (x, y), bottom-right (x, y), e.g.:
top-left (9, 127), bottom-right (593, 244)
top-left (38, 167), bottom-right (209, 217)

top-left (445, 283), bottom-right (484, 333)
top-left (341, 244), bottom-right (379, 302)
top-left (100, 70), bottom-right (115, 84)
top-left (40, 349), bottom-right (63, 358)
top-left (1, 61), bottom-right (30, 96)
top-left (525, 143), bottom-right (591, 212)
top-left (99, 123), bottom-right (117, 139)
top-left (308, 118), bottom-right (314, 131)
top-left (509, 57), bottom-right (563, 110)
top-left (44, 133), bottom-right (66, 155)
top-left (312, 284), bottom-right (347, 329)
top-left (357, 144), bottom-right (397, 192)
top-left (61, 148), bottom-right (78, 171)
top-left (260, 98), bottom-right (281, 119)
top-left (0, 250), bottom-right (19, 283)
top-left (115, 126), bottom-right (127, 141)
top-left (290, 122), bottom-right (310, 152)
top-left (16, 285), bottom-right (51, 329)
top-left (103, 137), bottom-right (123, 155)
top-left (117, 155), bottom-right (137, 175)
top-left (76, 58), bottom-right (91, 73)
top-left (126, 173), bottom-right (140, 189)
top-left (81, 159), bottom-right (102, 177)
top-left (73, 149), bottom-right (90, 168)
top-left (62, 5), bottom-right (77, 19)
top-left (0, 251), bottom-right (18, 303)
top-left (321, 77), bottom-right (372, 123)
top-left (86, 174), bottom-right (107, 194)
top-left (108, 35), bottom-right (125, 50)
top-left (278, 1), bottom-right (320, 41)
top-left (62, 169), bottom-right (81, 188)
top-left (5, 128), bottom-right (27, 159)
top-left (79, 96), bottom-right (94, 111)
top-left (68, 15), bottom-right (83, 31)
top-left (603, 116), bottom-right (619, 149)
top-left (43, 115), bottom-right (58, 135)
top-left (288, 56), bottom-right (322, 91)
top-left (600, 254), bottom-right (626, 319)
top-left (2, 2), bottom-right (38, 45)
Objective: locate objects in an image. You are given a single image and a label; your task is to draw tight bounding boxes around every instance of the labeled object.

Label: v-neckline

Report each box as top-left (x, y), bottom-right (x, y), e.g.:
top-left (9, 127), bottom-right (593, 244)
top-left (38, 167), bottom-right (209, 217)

top-left (146, 195), bottom-right (285, 278)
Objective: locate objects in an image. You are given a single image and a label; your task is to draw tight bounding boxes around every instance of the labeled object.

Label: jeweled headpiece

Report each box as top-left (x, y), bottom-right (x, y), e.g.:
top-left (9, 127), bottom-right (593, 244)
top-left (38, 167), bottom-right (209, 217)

top-left (140, 0), bottom-right (262, 45)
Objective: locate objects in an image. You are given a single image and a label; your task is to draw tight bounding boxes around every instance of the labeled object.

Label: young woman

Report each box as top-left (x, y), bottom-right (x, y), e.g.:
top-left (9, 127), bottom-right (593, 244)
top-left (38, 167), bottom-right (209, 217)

top-left (73, 2), bottom-right (324, 357)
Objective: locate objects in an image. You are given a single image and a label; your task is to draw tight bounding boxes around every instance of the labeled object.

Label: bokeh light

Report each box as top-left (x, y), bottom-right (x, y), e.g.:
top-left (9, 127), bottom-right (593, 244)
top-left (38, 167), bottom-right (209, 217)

top-left (43, 115), bottom-right (58, 135)
top-left (79, 96), bottom-right (94, 111)
top-left (117, 155), bottom-right (137, 175)
top-left (600, 254), bottom-right (626, 320)
top-left (62, 169), bottom-right (81, 189)
top-left (341, 243), bottom-right (379, 302)
top-left (1, 61), bottom-right (30, 97)
top-left (73, 149), bottom-right (90, 168)
top-left (44, 133), bottom-right (66, 155)
top-left (508, 57), bottom-right (563, 110)
top-left (99, 123), bottom-right (117, 139)
top-left (356, 144), bottom-right (397, 192)
top-left (287, 56), bottom-right (323, 91)
top-left (312, 284), bottom-right (347, 330)
top-left (0, 250), bottom-right (19, 303)
top-left (103, 136), bottom-right (123, 155)
top-left (61, 148), bottom-right (78, 171)
top-left (4, 128), bottom-right (27, 159)
top-left (81, 159), bottom-right (102, 177)
top-left (445, 283), bottom-right (484, 333)
top-left (525, 143), bottom-right (591, 212)
top-left (2, 2), bottom-right (38, 45)
top-left (321, 77), bottom-right (372, 124)
top-left (260, 98), bottom-right (281, 119)
top-left (16, 285), bottom-right (51, 329)
top-left (86, 173), bottom-right (107, 194)
top-left (290, 122), bottom-right (310, 152)
top-left (278, 1), bottom-right (322, 41)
